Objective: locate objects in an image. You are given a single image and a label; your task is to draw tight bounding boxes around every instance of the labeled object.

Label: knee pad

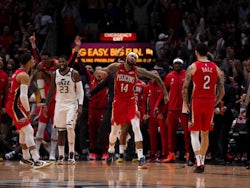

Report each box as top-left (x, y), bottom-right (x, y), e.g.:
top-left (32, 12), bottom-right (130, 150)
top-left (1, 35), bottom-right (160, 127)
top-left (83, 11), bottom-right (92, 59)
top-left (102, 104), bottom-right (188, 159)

top-left (58, 130), bottom-right (66, 145)
top-left (191, 131), bottom-right (200, 152)
top-left (131, 118), bottom-right (142, 142)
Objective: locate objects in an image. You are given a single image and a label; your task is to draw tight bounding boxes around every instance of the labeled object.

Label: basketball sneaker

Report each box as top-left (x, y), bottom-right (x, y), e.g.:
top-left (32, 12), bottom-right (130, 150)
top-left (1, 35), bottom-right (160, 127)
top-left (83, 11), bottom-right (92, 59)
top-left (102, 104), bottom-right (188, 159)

top-left (57, 155), bottom-right (65, 165)
top-left (161, 152), bottom-right (176, 163)
top-left (193, 165), bottom-right (205, 173)
top-left (68, 152), bottom-right (75, 165)
top-left (19, 158), bottom-right (34, 167)
top-left (138, 156), bottom-right (148, 169)
top-left (33, 160), bottom-right (53, 169)
top-left (116, 157), bottom-right (124, 163)
top-left (49, 154), bottom-right (56, 161)
top-left (106, 152), bottom-right (114, 166)
top-left (132, 157), bottom-right (138, 163)
top-left (101, 153), bottom-right (107, 160)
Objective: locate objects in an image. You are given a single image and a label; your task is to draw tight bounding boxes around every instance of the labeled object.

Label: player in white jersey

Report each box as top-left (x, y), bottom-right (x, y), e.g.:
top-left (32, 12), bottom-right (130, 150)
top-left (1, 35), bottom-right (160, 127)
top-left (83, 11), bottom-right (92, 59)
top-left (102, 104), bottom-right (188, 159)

top-left (44, 55), bottom-right (84, 164)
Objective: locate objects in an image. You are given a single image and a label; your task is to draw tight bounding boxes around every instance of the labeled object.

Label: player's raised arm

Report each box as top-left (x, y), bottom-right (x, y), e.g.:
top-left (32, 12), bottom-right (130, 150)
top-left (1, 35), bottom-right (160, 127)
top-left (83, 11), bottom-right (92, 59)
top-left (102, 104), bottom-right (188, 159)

top-left (102, 62), bottom-right (120, 73)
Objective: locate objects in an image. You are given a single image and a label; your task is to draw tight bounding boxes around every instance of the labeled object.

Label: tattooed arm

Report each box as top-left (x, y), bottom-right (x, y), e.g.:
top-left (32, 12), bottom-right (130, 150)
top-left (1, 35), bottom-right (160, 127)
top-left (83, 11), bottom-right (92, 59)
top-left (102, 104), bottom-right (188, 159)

top-left (182, 64), bottom-right (195, 113)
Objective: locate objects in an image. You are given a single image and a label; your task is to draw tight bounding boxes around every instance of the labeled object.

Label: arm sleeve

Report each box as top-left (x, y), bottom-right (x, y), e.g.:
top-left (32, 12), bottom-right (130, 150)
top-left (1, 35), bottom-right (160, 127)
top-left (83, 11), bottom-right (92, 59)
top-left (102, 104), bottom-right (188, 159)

top-left (20, 84), bottom-right (30, 112)
top-left (76, 81), bottom-right (84, 105)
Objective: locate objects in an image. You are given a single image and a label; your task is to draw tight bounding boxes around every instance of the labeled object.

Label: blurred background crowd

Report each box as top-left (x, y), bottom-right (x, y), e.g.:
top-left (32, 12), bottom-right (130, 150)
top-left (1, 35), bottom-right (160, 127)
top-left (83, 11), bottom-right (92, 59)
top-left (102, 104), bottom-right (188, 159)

top-left (1, 0), bottom-right (250, 166)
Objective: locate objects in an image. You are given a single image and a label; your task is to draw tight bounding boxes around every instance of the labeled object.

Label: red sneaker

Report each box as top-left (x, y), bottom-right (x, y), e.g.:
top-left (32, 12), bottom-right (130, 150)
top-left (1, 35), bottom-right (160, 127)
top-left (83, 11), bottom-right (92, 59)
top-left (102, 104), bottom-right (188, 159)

top-left (193, 165), bottom-right (205, 173)
top-left (89, 153), bottom-right (97, 160)
top-left (102, 153), bottom-right (107, 160)
top-left (161, 152), bottom-right (176, 163)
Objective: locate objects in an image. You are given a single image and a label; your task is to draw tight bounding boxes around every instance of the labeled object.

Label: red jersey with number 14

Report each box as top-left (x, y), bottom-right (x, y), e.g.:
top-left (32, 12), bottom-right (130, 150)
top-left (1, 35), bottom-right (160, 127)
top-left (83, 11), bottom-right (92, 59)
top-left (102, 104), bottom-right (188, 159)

top-left (114, 63), bottom-right (137, 99)
top-left (192, 61), bottom-right (218, 100)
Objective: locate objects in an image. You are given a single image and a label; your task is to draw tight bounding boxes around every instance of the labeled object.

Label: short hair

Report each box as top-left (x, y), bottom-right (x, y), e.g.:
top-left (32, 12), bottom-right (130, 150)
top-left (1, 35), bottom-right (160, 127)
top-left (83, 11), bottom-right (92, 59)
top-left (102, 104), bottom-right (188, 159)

top-left (195, 43), bottom-right (208, 56)
top-left (58, 54), bottom-right (68, 60)
top-left (19, 53), bottom-right (32, 65)
top-left (41, 51), bottom-right (51, 57)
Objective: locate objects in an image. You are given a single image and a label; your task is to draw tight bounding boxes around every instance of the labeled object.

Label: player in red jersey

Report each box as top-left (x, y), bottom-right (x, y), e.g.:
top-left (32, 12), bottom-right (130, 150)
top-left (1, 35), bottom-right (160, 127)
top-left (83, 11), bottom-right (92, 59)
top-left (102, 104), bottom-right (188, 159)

top-left (103, 52), bottom-right (169, 169)
top-left (158, 58), bottom-right (190, 163)
top-left (142, 70), bottom-right (168, 162)
top-left (29, 34), bottom-right (59, 160)
top-left (5, 53), bottom-right (53, 168)
top-left (182, 43), bottom-right (225, 173)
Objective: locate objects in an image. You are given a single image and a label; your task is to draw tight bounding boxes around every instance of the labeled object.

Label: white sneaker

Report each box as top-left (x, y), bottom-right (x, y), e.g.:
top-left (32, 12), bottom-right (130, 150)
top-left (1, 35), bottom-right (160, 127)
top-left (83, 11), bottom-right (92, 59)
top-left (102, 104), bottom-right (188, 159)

top-left (49, 155), bottom-right (56, 161)
top-left (68, 158), bottom-right (75, 165)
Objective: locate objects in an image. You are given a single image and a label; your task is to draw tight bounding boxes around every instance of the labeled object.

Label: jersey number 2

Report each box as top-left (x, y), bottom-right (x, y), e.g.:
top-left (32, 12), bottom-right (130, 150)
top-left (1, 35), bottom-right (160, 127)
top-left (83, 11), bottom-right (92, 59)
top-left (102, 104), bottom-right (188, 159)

top-left (203, 75), bottom-right (210, 89)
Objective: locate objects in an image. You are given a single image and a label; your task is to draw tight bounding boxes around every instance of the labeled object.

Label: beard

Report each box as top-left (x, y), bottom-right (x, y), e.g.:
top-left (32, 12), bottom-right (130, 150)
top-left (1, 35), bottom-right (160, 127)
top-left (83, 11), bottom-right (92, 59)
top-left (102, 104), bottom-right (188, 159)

top-left (60, 65), bottom-right (67, 71)
top-left (127, 60), bottom-right (135, 66)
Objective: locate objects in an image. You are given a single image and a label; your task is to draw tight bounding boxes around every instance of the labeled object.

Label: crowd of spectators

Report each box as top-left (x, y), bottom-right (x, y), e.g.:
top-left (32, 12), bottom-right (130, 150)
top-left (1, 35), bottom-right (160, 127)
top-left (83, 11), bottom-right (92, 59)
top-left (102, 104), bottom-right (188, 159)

top-left (1, 0), bottom-right (250, 165)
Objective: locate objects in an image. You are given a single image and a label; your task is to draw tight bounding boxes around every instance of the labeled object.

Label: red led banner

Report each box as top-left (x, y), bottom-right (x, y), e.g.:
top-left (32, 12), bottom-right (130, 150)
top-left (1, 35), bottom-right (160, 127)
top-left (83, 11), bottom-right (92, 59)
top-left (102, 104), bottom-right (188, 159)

top-left (99, 33), bottom-right (137, 41)
top-left (72, 43), bottom-right (154, 63)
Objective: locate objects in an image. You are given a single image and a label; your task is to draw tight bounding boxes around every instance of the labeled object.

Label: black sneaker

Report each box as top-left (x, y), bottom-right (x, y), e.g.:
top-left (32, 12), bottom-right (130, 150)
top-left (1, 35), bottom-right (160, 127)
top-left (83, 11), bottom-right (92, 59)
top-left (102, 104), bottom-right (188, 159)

top-left (19, 158), bottom-right (34, 167)
top-left (106, 152), bottom-right (114, 166)
top-left (33, 160), bottom-right (54, 169)
top-left (57, 155), bottom-right (65, 165)
top-left (138, 156), bottom-right (148, 169)
top-left (68, 152), bottom-right (75, 165)
top-left (193, 165), bottom-right (205, 173)
top-left (81, 149), bottom-right (89, 161)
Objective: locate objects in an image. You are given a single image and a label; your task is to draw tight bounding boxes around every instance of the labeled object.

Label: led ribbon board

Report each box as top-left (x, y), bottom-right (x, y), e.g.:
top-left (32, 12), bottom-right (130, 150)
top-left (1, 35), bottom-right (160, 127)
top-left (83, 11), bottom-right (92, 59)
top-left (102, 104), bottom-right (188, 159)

top-left (72, 43), bottom-right (154, 63)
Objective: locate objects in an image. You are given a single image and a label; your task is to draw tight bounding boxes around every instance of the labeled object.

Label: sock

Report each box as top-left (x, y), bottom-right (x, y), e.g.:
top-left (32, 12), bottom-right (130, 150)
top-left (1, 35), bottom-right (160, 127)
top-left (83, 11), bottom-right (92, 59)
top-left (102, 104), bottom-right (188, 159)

top-left (136, 148), bottom-right (143, 159)
top-left (22, 149), bottom-right (31, 160)
top-left (119, 145), bottom-right (125, 156)
top-left (50, 140), bottom-right (57, 157)
top-left (196, 154), bottom-right (202, 166)
top-left (201, 155), bottom-right (205, 165)
top-left (30, 149), bottom-right (40, 161)
top-left (68, 143), bottom-right (74, 154)
top-left (58, 146), bottom-right (65, 157)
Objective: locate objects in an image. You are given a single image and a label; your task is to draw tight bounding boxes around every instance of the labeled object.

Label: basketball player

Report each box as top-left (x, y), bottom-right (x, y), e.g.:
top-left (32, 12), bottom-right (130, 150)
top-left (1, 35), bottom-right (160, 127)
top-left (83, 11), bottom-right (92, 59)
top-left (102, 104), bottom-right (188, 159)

top-left (182, 43), bottom-right (225, 173)
top-left (103, 52), bottom-right (169, 169)
top-left (29, 34), bottom-right (58, 160)
top-left (44, 55), bottom-right (84, 164)
top-left (6, 53), bottom-right (53, 169)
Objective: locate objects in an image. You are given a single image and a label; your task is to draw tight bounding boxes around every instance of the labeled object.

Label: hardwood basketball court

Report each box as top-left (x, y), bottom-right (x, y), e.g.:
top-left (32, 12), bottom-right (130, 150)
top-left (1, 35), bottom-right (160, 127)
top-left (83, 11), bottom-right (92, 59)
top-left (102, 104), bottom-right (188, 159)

top-left (0, 160), bottom-right (249, 187)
